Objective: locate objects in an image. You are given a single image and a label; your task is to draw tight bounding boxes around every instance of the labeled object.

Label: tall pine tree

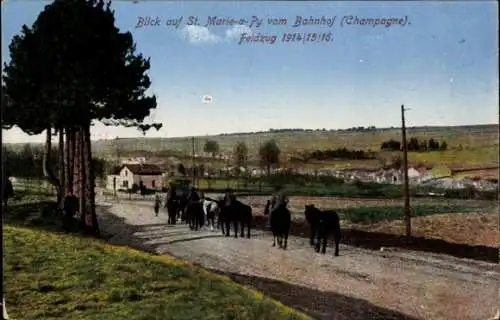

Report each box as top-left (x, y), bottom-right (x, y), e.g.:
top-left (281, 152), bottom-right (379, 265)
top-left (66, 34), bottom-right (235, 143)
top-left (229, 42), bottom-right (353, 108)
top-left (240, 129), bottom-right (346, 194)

top-left (2, 0), bottom-right (162, 235)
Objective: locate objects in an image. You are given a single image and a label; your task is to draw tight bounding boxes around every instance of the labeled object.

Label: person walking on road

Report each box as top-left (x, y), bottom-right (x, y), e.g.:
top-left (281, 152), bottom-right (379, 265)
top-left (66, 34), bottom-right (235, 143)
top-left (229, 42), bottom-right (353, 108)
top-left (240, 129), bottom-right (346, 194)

top-left (154, 193), bottom-right (162, 216)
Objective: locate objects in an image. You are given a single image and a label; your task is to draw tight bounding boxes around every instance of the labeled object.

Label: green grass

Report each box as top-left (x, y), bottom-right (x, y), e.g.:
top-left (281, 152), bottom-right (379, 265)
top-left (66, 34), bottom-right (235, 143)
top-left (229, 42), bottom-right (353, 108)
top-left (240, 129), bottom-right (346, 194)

top-left (198, 179), bottom-right (404, 199)
top-left (339, 204), bottom-right (497, 224)
top-left (4, 206), bottom-right (310, 320)
top-left (196, 177), bottom-right (498, 201)
top-left (405, 145), bottom-right (499, 169)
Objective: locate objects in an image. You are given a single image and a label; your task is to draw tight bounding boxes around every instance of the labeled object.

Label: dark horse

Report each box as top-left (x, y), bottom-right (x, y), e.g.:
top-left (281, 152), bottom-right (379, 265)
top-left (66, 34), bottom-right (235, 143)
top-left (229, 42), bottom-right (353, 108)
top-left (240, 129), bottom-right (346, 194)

top-left (264, 200), bottom-right (291, 250)
top-left (178, 193), bottom-right (189, 223)
top-left (165, 196), bottom-right (180, 224)
top-left (304, 204), bottom-right (341, 256)
top-left (186, 201), bottom-right (205, 231)
top-left (219, 199), bottom-right (252, 238)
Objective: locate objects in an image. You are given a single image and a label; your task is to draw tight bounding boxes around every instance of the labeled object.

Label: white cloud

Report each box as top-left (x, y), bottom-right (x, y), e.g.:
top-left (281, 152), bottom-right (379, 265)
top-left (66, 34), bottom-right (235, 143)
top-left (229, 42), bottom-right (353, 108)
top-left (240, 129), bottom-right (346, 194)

top-left (180, 25), bottom-right (255, 45)
top-left (225, 25), bottom-right (253, 41)
top-left (180, 25), bottom-right (221, 44)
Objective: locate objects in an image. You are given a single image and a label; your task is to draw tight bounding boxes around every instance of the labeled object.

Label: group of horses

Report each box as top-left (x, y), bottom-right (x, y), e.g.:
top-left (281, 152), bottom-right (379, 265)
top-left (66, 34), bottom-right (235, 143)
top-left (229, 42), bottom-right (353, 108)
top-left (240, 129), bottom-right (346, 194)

top-left (162, 193), bottom-right (341, 256)
top-left (164, 194), bottom-right (253, 239)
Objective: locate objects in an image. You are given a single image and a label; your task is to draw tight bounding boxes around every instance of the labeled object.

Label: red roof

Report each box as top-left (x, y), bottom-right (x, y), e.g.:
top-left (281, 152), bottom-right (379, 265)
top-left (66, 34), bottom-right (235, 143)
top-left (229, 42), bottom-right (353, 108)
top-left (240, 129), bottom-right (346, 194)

top-left (414, 166), bottom-right (429, 173)
top-left (122, 164), bottom-right (163, 175)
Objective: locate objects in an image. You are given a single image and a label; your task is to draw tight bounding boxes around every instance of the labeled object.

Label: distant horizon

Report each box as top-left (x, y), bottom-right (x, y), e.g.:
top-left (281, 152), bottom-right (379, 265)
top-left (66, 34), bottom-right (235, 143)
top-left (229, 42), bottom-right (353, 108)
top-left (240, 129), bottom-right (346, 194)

top-left (2, 1), bottom-right (498, 144)
top-left (2, 122), bottom-right (498, 145)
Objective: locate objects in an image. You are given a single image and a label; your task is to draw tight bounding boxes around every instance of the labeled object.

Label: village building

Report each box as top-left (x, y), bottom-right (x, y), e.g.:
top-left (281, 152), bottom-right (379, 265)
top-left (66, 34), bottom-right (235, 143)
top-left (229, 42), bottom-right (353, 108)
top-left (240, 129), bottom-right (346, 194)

top-left (107, 163), bottom-right (165, 191)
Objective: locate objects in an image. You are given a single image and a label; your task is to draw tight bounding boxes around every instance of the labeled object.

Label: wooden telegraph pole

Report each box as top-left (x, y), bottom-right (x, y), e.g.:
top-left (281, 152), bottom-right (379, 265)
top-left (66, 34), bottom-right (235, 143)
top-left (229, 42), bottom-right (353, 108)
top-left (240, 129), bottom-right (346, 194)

top-left (401, 105), bottom-right (411, 237)
top-left (191, 137), bottom-right (196, 186)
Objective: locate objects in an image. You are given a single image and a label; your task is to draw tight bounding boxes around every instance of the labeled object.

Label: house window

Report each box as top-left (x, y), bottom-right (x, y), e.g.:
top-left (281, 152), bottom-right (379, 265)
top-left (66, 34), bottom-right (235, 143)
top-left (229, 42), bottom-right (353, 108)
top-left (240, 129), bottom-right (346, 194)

top-left (152, 180), bottom-right (155, 188)
top-left (122, 180), bottom-right (129, 188)
top-left (125, 169), bottom-right (128, 176)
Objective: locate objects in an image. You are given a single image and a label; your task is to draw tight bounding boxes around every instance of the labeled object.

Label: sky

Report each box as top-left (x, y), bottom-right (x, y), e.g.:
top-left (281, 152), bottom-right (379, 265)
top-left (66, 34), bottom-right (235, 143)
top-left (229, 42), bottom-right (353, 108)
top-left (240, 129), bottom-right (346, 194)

top-left (1, 0), bottom-right (498, 143)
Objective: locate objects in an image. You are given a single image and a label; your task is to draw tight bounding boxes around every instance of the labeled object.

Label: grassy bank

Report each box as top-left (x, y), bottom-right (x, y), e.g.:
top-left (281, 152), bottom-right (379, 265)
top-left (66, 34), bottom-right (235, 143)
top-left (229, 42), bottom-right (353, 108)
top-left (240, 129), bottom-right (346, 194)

top-left (4, 200), bottom-right (309, 319)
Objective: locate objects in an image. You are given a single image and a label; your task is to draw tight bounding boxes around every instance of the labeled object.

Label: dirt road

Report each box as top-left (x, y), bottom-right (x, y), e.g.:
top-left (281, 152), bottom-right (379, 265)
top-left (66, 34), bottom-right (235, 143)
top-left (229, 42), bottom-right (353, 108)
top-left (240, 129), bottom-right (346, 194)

top-left (97, 199), bottom-right (499, 320)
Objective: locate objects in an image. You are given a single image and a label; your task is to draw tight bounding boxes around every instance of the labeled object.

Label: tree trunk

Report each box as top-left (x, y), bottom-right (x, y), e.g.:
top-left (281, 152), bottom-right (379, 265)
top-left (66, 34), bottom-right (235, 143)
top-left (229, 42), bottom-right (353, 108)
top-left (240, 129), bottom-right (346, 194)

top-left (82, 123), bottom-right (100, 236)
top-left (58, 127), bottom-right (65, 207)
top-left (64, 128), bottom-right (75, 195)
top-left (43, 128), bottom-right (62, 200)
top-left (72, 128), bottom-right (82, 205)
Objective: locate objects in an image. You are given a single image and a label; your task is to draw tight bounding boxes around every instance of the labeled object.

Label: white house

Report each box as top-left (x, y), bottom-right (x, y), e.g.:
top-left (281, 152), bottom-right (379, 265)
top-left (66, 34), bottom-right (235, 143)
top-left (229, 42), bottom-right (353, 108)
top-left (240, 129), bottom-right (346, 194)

top-left (375, 169), bottom-right (402, 184)
top-left (107, 163), bottom-right (164, 191)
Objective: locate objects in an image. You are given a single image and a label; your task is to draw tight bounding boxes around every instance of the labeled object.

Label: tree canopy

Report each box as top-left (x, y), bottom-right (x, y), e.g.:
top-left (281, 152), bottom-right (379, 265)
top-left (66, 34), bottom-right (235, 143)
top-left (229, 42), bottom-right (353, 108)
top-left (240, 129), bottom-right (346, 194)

top-left (203, 140), bottom-right (220, 157)
top-left (259, 139), bottom-right (280, 174)
top-left (2, 0), bottom-right (161, 134)
top-left (233, 141), bottom-right (248, 169)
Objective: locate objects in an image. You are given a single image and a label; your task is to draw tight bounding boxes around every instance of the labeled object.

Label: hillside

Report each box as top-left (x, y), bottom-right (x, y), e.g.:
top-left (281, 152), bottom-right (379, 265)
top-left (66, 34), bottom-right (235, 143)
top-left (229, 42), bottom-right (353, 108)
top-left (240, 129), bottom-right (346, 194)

top-left (89, 124), bottom-right (498, 169)
top-left (4, 124), bottom-right (498, 169)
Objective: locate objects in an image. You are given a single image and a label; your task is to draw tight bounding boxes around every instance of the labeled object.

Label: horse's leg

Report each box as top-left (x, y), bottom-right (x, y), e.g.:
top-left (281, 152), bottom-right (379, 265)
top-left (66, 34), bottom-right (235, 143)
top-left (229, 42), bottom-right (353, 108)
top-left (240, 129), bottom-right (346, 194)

top-left (225, 220), bottom-right (230, 237)
top-left (309, 226), bottom-right (316, 246)
top-left (283, 230), bottom-right (289, 250)
top-left (246, 218), bottom-right (251, 239)
top-left (221, 217), bottom-right (226, 235)
top-left (195, 208), bottom-right (199, 231)
top-left (233, 219), bottom-right (238, 238)
top-left (321, 232), bottom-right (328, 254)
top-left (315, 230), bottom-right (321, 253)
top-left (189, 209), bottom-right (194, 230)
top-left (240, 219), bottom-right (245, 238)
top-left (272, 234), bottom-right (276, 247)
top-left (334, 229), bottom-right (340, 256)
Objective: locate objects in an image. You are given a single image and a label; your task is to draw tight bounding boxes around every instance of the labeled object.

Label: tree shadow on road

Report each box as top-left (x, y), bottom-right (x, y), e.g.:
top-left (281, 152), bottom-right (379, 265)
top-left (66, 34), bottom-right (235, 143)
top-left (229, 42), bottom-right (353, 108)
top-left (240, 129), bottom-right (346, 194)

top-left (97, 205), bottom-right (232, 252)
top-left (209, 269), bottom-right (419, 320)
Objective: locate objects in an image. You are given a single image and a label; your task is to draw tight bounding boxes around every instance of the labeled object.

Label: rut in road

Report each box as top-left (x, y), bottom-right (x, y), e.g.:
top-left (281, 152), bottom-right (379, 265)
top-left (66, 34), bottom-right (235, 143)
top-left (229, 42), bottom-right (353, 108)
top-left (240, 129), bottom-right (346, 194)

top-left (97, 200), bottom-right (500, 320)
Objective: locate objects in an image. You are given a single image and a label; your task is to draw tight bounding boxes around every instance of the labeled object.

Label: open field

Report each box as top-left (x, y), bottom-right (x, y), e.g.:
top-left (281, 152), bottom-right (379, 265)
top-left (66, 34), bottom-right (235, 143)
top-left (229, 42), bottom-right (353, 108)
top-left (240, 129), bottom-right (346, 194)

top-left (4, 200), bottom-right (308, 320)
top-left (85, 124), bottom-right (499, 168)
top-left (453, 167), bottom-right (499, 180)
top-left (352, 212), bottom-right (498, 247)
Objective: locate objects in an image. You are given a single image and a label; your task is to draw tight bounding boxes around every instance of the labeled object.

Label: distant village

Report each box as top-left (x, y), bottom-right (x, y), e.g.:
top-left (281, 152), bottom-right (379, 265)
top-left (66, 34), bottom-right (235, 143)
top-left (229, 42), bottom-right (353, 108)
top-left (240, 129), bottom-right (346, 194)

top-left (105, 155), bottom-right (498, 193)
